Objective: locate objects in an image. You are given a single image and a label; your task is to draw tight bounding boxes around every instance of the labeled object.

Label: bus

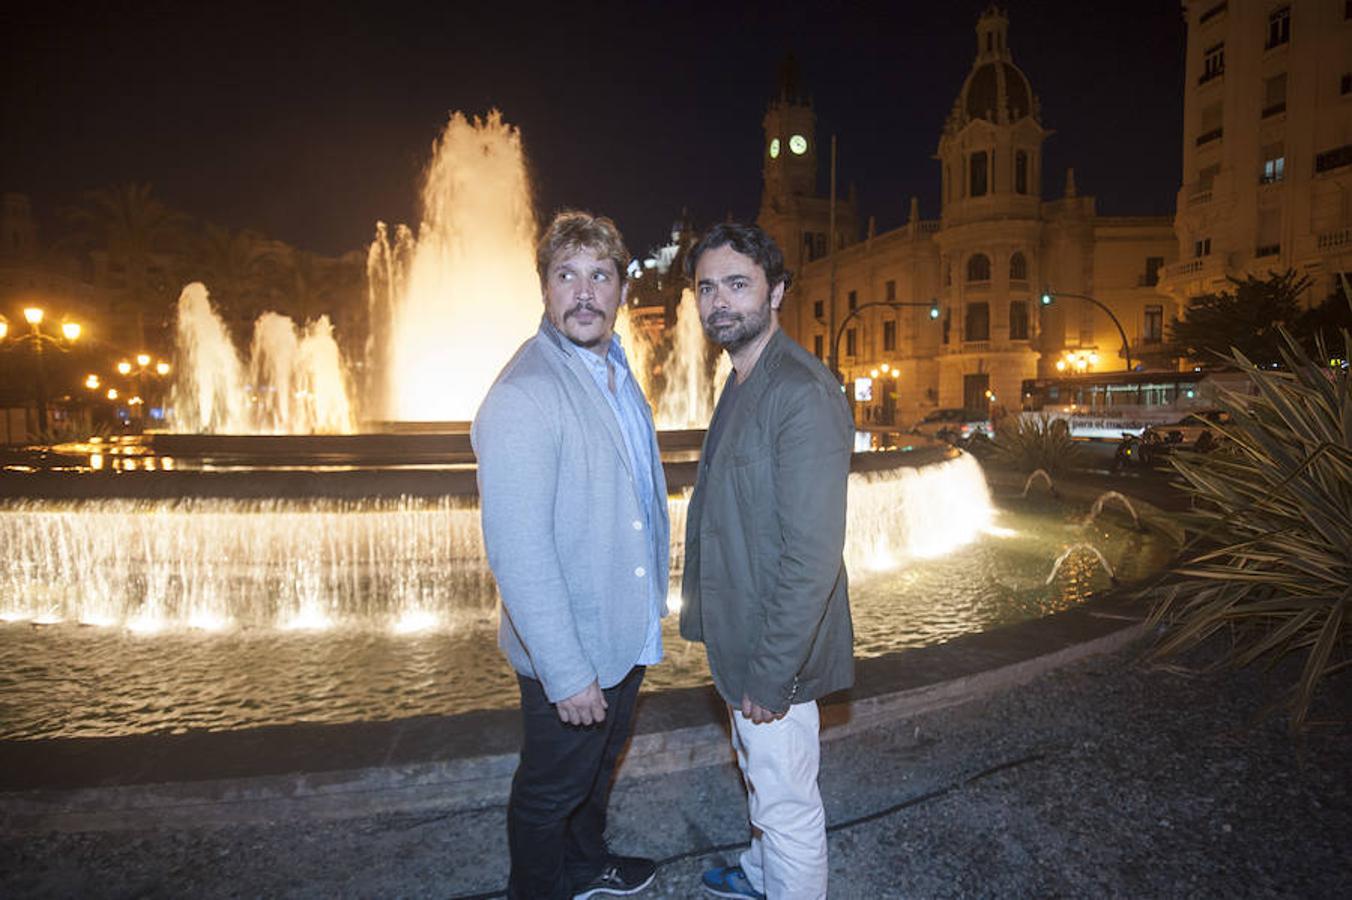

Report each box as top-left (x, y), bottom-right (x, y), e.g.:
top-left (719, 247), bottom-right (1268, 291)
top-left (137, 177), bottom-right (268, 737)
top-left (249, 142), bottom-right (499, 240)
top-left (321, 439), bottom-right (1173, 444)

top-left (1019, 369), bottom-right (1252, 439)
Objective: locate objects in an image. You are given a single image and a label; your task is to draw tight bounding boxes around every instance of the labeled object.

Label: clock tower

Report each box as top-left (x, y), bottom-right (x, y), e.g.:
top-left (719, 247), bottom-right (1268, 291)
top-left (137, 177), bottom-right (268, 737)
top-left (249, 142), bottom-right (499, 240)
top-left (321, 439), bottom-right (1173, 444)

top-left (757, 55), bottom-right (857, 280)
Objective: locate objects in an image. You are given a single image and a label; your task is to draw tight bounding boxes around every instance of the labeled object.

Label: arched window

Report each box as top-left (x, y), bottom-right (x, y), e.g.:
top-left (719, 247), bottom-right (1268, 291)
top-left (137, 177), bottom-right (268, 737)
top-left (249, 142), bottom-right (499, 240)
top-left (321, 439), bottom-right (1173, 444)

top-left (1009, 251), bottom-right (1027, 282)
top-left (966, 253), bottom-right (991, 282)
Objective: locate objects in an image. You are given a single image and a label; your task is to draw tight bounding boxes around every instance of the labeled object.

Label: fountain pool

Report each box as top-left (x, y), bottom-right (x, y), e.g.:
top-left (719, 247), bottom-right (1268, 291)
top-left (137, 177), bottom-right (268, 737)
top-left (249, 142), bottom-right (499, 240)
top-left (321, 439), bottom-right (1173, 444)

top-left (0, 456), bottom-right (1172, 741)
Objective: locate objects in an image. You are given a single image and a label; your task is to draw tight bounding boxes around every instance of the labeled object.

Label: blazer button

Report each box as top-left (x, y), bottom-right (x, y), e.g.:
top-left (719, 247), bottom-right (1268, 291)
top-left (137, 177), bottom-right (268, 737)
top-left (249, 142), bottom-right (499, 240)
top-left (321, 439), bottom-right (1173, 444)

top-left (632, 520), bottom-right (643, 531)
top-left (634, 566), bottom-right (646, 578)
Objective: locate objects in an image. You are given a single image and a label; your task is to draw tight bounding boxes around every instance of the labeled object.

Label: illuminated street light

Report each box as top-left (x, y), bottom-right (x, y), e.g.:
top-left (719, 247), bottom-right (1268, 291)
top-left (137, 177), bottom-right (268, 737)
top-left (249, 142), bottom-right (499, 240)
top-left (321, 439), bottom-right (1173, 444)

top-left (85, 374), bottom-right (100, 390)
top-left (117, 361), bottom-right (132, 376)
top-left (155, 361), bottom-right (171, 376)
top-left (23, 307), bottom-right (44, 326)
top-left (61, 321), bottom-right (82, 341)
top-left (135, 353), bottom-right (151, 367)
top-left (0, 315), bottom-right (8, 340)
top-left (106, 388), bottom-right (119, 400)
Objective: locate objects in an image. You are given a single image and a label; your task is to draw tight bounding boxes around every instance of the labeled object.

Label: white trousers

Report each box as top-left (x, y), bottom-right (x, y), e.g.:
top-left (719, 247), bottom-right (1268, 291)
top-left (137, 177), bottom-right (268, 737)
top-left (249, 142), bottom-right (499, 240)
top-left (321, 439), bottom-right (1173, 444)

top-left (730, 700), bottom-right (828, 900)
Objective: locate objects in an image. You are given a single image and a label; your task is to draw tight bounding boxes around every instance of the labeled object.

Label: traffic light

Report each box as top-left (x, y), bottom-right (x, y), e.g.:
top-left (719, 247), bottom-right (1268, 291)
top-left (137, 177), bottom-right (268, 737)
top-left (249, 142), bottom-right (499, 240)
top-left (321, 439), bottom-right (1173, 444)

top-left (929, 300), bottom-right (940, 319)
top-left (1040, 290), bottom-right (1054, 306)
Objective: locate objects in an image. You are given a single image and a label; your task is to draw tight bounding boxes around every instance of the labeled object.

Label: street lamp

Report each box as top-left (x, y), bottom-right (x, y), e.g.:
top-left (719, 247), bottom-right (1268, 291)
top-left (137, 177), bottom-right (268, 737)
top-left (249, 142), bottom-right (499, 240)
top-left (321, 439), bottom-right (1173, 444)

top-left (1040, 288), bottom-right (1134, 372)
top-left (113, 353), bottom-right (172, 425)
top-left (1, 305), bottom-right (83, 435)
top-left (829, 298), bottom-right (941, 387)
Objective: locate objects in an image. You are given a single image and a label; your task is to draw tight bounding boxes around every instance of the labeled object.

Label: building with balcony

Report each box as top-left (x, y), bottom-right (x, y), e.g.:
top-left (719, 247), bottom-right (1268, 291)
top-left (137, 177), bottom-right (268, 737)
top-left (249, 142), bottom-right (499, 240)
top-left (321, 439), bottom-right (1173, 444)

top-left (765, 8), bottom-right (1177, 427)
top-left (1163, 0), bottom-right (1352, 308)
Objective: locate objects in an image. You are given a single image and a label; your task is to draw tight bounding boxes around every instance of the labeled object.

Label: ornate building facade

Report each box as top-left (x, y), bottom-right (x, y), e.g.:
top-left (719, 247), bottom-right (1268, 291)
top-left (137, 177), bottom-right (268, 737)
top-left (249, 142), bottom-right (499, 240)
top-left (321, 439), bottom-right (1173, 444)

top-left (1162, 0), bottom-right (1352, 307)
top-left (764, 8), bottom-right (1179, 427)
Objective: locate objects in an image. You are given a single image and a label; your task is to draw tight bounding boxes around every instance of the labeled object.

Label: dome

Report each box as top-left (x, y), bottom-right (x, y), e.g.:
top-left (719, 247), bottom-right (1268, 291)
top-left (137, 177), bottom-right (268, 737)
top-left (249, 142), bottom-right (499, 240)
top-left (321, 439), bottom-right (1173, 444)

top-left (944, 6), bottom-right (1040, 133)
top-left (961, 59), bottom-right (1033, 123)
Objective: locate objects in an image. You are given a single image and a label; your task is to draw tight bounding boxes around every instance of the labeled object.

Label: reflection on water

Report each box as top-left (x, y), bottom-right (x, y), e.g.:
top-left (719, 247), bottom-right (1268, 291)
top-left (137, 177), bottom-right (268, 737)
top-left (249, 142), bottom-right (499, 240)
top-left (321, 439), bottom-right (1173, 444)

top-left (0, 497), bottom-right (1169, 740)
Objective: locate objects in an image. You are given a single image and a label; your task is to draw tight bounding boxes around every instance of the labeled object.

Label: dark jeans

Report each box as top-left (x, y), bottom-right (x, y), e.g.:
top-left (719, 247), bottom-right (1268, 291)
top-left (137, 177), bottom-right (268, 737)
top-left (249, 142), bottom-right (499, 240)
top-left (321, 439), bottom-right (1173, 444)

top-left (507, 665), bottom-right (645, 900)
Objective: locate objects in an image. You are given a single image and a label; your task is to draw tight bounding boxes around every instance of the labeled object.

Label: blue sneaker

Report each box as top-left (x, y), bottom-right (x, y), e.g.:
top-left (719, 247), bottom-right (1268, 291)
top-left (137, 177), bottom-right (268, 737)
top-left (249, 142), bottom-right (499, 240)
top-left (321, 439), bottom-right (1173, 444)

top-left (701, 865), bottom-right (765, 899)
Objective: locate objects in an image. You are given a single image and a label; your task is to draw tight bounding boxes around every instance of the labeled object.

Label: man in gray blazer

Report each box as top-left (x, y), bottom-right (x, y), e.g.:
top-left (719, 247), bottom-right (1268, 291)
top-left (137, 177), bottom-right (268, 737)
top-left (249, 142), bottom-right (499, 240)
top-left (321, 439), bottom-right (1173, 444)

top-left (473, 211), bottom-right (668, 900)
top-left (680, 223), bottom-right (853, 900)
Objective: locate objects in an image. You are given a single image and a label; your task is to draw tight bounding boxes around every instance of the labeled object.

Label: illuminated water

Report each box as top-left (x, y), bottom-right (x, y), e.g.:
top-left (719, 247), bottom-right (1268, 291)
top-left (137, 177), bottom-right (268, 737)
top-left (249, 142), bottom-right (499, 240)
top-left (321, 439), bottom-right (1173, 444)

top-left (170, 283), bottom-right (355, 434)
top-left (0, 458), bottom-right (1171, 740)
top-left (365, 110), bottom-right (540, 422)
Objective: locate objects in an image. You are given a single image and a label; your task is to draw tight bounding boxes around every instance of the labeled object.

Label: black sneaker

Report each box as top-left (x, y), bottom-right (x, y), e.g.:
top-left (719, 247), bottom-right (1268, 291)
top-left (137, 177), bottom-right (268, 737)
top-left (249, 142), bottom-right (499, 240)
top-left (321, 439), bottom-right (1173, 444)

top-left (572, 855), bottom-right (657, 898)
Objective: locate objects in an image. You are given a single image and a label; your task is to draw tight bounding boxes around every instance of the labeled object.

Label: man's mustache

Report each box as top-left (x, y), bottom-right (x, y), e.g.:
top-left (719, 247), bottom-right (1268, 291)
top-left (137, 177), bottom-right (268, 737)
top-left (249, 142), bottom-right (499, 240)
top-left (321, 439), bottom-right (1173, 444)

top-left (706, 312), bottom-right (741, 326)
top-left (564, 303), bottom-right (605, 320)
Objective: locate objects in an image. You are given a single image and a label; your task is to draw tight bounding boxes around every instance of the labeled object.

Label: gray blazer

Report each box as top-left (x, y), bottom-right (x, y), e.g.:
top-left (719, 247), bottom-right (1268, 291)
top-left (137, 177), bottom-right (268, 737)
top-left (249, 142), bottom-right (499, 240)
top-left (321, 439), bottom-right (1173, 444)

top-left (680, 328), bottom-right (854, 712)
top-left (473, 318), bottom-right (670, 703)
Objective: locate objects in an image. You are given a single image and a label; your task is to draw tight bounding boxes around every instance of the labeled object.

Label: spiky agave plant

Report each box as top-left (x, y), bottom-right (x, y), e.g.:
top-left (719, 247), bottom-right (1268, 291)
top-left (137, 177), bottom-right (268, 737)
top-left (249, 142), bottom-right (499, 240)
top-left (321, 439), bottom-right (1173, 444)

top-left (991, 413), bottom-right (1085, 474)
top-left (1149, 327), bottom-right (1351, 730)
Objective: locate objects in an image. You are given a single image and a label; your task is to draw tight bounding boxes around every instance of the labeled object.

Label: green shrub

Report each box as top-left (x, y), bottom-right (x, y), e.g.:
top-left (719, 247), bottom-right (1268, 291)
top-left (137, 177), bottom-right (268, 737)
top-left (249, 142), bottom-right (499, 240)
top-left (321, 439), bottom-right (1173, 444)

top-left (1149, 327), bottom-right (1351, 730)
top-left (991, 413), bottom-right (1085, 474)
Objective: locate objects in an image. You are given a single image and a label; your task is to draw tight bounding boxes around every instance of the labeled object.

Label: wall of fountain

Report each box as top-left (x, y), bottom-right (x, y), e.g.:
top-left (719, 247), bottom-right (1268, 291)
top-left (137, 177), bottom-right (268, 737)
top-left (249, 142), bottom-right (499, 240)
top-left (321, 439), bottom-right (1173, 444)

top-left (0, 455), bottom-right (995, 632)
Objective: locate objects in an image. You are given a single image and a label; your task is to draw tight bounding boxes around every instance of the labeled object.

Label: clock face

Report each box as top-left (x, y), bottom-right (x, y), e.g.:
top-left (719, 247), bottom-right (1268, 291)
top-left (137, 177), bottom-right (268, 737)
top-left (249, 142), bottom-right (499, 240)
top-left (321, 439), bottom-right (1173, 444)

top-left (789, 134), bottom-right (808, 155)
top-left (769, 138), bottom-right (780, 159)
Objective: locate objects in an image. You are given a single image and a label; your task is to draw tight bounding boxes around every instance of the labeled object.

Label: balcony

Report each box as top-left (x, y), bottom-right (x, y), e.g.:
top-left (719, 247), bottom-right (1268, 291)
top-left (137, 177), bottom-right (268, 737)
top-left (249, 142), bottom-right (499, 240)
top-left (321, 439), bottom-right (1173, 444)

top-left (1196, 128), bottom-right (1223, 147)
top-left (1162, 254), bottom-right (1227, 285)
top-left (1261, 102), bottom-right (1286, 119)
top-left (1188, 190), bottom-right (1213, 206)
top-left (1315, 144), bottom-right (1352, 175)
top-left (1317, 227), bottom-right (1352, 252)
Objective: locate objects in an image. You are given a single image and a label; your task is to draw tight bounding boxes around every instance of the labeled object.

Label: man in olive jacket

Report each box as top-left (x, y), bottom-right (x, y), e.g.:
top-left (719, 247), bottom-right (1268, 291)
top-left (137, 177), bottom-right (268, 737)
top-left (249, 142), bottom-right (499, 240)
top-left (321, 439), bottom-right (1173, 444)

top-left (680, 223), bottom-right (853, 900)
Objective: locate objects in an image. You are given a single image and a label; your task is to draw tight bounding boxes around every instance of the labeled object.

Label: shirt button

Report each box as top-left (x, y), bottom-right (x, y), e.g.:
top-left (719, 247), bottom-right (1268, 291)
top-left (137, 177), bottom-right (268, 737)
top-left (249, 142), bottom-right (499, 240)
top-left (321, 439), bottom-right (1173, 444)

top-left (632, 520), bottom-right (643, 531)
top-left (634, 566), bottom-right (646, 578)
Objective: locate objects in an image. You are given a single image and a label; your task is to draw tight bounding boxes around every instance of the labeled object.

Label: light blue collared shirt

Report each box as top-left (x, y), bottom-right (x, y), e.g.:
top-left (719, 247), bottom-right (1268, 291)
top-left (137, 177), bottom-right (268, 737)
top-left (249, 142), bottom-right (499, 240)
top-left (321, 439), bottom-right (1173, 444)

top-left (563, 329), bottom-right (664, 666)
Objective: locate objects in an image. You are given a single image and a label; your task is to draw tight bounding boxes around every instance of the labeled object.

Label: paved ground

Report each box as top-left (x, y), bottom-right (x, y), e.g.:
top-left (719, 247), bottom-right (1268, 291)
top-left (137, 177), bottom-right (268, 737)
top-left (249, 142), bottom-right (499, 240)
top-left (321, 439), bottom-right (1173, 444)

top-left (3, 635), bottom-right (1348, 899)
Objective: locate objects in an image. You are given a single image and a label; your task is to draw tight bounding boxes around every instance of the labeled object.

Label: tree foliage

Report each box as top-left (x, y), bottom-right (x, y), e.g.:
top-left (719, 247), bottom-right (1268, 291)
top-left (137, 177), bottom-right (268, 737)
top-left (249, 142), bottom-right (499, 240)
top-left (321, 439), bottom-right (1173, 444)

top-left (1167, 270), bottom-right (1310, 368)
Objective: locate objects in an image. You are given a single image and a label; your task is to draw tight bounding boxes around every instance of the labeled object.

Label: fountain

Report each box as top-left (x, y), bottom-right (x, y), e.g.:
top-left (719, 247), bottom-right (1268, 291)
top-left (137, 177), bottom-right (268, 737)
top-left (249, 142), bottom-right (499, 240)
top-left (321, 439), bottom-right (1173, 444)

top-left (0, 109), bottom-right (1176, 742)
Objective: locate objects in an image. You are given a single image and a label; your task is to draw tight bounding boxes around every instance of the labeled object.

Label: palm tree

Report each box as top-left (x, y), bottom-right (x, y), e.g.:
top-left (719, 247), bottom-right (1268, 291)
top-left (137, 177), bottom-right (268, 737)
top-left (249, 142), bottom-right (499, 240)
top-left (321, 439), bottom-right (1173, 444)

top-left (63, 183), bottom-right (190, 348)
top-left (192, 224), bottom-right (276, 331)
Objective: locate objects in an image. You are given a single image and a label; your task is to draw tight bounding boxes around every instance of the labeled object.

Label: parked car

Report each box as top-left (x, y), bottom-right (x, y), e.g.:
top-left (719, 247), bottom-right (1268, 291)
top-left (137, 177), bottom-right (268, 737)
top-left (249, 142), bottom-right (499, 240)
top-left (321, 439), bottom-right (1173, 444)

top-left (911, 408), bottom-right (992, 444)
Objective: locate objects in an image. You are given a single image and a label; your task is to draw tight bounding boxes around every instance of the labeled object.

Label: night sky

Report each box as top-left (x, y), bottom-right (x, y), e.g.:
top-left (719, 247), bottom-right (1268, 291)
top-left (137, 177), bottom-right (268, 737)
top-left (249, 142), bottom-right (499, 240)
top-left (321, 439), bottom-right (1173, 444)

top-left (2, 1), bottom-right (1185, 260)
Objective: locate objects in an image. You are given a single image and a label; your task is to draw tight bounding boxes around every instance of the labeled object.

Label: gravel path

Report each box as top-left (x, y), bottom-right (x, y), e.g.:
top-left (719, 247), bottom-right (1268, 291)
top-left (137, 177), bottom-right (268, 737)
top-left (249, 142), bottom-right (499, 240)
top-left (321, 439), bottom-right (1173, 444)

top-left (3, 637), bottom-right (1349, 899)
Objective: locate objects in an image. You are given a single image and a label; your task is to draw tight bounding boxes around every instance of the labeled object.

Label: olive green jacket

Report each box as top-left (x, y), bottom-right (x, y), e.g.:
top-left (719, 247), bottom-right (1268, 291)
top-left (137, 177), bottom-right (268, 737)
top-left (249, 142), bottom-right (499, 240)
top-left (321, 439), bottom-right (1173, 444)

top-left (680, 328), bottom-right (854, 713)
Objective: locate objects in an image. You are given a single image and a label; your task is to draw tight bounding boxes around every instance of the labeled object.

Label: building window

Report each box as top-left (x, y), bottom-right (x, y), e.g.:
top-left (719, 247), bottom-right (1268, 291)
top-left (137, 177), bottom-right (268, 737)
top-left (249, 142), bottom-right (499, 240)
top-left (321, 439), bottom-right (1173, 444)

top-left (848, 290), bottom-right (857, 312)
top-left (943, 310), bottom-right (951, 345)
top-left (846, 328), bottom-right (857, 356)
top-left (885, 279), bottom-right (896, 302)
top-left (813, 334), bottom-right (824, 359)
top-left (944, 261), bottom-right (952, 286)
top-left (1256, 209), bottom-right (1281, 258)
top-left (1144, 256), bottom-right (1164, 286)
top-left (1009, 251), bottom-right (1028, 282)
top-left (1266, 6), bottom-right (1290, 50)
top-left (965, 303), bottom-right (990, 341)
top-left (1199, 2), bottom-right (1227, 24)
top-left (1200, 42), bottom-right (1225, 84)
top-left (813, 299), bottom-right (824, 319)
top-left (1144, 305), bottom-right (1163, 344)
top-left (1315, 144), bottom-right (1352, 174)
top-left (1197, 163), bottom-right (1220, 193)
top-left (1009, 301), bottom-right (1029, 340)
top-left (969, 151), bottom-right (988, 197)
top-left (1197, 102), bottom-right (1223, 145)
top-left (1262, 73), bottom-right (1287, 117)
top-left (1194, 237), bottom-right (1212, 257)
top-left (1015, 150), bottom-right (1028, 194)
top-left (966, 253), bottom-right (991, 282)
top-left (883, 320), bottom-right (897, 351)
top-left (1261, 142), bottom-right (1285, 184)
top-left (1341, 73), bottom-right (1351, 96)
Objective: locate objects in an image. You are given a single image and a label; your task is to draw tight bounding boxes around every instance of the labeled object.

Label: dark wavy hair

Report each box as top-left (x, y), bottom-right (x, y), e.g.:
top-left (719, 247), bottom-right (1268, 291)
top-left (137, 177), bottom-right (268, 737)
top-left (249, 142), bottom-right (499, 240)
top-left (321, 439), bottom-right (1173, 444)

top-left (685, 222), bottom-right (792, 290)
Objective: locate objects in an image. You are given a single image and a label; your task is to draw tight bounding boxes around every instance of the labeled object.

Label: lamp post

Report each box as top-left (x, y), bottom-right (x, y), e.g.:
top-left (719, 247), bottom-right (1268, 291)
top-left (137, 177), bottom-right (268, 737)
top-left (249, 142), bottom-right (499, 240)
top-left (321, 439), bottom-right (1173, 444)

top-left (829, 299), bottom-right (940, 426)
top-left (1039, 288), bottom-right (1133, 372)
top-left (830, 299), bottom-right (941, 383)
top-left (0, 306), bottom-right (83, 436)
top-left (114, 353), bottom-right (172, 425)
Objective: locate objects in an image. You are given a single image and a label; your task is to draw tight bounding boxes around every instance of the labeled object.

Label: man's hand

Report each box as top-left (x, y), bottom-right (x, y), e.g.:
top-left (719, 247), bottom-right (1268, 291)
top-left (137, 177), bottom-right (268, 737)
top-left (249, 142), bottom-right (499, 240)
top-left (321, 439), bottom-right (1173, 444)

top-left (556, 681), bottom-right (607, 726)
top-left (740, 693), bottom-right (786, 725)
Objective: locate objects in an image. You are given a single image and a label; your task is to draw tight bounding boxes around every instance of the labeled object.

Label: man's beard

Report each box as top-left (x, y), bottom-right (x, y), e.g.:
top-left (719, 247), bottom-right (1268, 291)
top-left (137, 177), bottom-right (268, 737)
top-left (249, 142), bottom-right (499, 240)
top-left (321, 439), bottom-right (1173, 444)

top-left (702, 299), bottom-right (771, 353)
